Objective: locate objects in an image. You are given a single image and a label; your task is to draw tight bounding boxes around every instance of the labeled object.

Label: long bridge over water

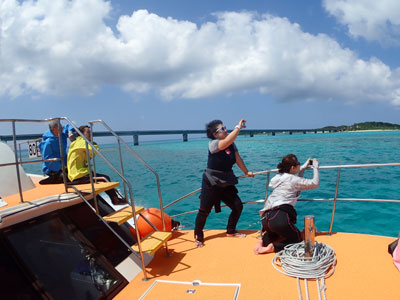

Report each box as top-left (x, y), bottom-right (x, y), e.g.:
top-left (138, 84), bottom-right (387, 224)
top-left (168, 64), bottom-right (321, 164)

top-left (0, 128), bottom-right (337, 145)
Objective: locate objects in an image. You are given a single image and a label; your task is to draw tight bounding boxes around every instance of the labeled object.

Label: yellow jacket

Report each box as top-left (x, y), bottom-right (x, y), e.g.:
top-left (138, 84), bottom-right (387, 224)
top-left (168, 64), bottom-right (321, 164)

top-left (67, 136), bottom-right (99, 182)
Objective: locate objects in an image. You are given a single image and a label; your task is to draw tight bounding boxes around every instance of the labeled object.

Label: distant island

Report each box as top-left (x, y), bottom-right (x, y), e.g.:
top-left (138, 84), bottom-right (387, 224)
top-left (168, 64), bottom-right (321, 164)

top-left (321, 122), bottom-right (400, 132)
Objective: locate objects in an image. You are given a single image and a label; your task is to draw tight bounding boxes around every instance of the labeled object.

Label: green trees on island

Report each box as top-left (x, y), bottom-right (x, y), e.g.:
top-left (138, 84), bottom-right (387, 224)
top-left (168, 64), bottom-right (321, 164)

top-left (321, 122), bottom-right (400, 131)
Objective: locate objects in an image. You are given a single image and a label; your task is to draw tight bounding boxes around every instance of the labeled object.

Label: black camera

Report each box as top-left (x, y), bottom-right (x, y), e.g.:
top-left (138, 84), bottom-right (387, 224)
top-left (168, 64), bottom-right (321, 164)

top-left (309, 160), bottom-right (313, 165)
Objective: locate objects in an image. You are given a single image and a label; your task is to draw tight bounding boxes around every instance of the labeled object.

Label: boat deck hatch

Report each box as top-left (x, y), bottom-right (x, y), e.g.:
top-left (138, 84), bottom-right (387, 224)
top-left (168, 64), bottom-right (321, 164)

top-left (139, 280), bottom-right (241, 300)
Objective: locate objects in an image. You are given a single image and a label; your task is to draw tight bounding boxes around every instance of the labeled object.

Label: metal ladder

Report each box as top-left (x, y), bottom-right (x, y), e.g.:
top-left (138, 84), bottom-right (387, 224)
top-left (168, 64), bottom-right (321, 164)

top-left (64, 118), bottom-right (171, 281)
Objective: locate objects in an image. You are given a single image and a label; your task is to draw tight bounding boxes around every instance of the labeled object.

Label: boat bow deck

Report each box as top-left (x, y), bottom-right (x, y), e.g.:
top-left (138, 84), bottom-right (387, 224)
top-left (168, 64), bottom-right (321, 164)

top-left (115, 230), bottom-right (400, 300)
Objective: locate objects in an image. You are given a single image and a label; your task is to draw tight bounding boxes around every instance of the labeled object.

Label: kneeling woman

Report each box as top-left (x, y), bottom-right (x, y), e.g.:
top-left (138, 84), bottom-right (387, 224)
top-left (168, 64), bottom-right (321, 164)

top-left (254, 154), bottom-right (319, 254)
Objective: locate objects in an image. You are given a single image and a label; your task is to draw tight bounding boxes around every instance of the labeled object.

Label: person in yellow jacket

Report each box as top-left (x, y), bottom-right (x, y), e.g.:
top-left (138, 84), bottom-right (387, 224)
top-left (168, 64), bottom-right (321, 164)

top-left (67, 125), bottom-right (127, 205)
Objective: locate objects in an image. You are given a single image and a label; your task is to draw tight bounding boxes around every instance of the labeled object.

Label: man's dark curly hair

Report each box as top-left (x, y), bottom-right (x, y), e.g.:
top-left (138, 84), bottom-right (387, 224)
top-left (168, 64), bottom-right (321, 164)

top-left (206, 120), bottom-right (223, 140)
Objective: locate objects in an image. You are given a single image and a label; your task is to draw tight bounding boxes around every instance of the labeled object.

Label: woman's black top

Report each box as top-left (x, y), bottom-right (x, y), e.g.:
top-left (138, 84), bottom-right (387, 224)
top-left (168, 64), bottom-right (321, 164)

top-left (207, 142), bottom-right (237, 172)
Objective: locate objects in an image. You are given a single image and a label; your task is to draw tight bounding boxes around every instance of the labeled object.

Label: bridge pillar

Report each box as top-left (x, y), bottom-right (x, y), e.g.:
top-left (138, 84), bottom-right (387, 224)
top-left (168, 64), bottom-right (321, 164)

top-left (250, 132), bottom-right (254, 137)
top-left (183, 133), bottom-right (188, 142)
top-left (314, 131), bottom-right (317, 134)
top-left (272, 132), bottom-right (275, 136)
top-left (133, 135), bottom-right (139, 146)
top-left (289, 131), bottom-right (292, 135)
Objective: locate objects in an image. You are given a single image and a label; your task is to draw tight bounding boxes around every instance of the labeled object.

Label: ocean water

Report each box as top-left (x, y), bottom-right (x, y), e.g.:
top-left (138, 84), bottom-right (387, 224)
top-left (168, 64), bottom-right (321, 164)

top-left (24, 131), bottom-right (400, 237)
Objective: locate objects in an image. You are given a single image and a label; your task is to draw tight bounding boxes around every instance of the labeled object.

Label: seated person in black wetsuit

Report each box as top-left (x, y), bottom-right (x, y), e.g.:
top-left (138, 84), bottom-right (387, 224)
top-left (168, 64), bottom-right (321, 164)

top-left (194, 119), bottom-right (254, 248)
top-left (254, 154), bottom-right (319, 254)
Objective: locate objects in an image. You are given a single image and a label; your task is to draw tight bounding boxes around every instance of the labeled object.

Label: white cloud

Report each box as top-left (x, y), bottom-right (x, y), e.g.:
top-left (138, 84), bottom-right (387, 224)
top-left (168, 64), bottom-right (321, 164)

top-left (1, 0), bottom-right (400, 107)
top-left (323, 0), bottom-right (400, 45)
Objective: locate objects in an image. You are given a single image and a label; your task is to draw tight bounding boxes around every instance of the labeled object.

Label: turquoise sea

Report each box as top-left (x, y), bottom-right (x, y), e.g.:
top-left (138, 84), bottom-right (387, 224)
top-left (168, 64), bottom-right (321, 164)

top-left (24, 131), bottom-right (400, 237)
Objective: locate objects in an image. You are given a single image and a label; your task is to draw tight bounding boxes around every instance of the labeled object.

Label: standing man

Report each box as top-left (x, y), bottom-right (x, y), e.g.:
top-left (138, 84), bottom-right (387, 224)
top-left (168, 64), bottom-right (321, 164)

top-left (38, 120), bottom-right (75, 184)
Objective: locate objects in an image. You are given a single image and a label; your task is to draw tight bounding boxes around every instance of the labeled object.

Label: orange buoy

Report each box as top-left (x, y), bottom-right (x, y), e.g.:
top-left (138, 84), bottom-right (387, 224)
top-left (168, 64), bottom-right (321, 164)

top-left (137, 208), bottom-right (172, 238)
top-left (128, 226), bottom-right (137, 238)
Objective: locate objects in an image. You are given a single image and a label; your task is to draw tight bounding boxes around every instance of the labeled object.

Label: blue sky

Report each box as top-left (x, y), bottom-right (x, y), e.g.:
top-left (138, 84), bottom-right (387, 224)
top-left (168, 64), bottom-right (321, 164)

top-left (1, 0), bottom-right (400, 134)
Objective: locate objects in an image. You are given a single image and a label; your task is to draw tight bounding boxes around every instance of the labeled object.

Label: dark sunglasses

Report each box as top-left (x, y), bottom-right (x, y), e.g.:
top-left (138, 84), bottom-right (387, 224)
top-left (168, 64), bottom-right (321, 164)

top-left (215, 126), bottom-right (227, 133)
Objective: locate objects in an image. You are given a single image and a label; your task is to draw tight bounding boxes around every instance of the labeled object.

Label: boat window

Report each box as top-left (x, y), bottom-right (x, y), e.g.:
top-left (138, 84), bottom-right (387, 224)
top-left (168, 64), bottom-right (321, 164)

top-left (64, 197), bottom-right (136, 266)
top-left (0, 238), bottom-right (42, 300)
top-left (4, 214), bottom-right (126, 300)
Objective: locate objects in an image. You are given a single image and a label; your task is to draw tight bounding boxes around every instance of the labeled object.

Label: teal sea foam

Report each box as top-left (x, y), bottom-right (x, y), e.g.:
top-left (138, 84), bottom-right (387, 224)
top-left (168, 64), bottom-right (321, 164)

top-left (24, 131), bottom-right (400, 237)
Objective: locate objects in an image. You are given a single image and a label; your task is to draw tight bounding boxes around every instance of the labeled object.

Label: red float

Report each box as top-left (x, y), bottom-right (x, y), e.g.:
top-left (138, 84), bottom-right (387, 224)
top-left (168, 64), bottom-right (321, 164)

top-left (136, 208), bottom-right (172, 238)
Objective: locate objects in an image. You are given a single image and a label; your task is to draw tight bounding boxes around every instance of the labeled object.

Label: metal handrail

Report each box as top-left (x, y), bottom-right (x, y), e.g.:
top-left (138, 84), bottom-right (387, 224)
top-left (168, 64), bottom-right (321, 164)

top-left (0, 158), bottom-right (61, 168)
top-left (0, 118), bottom-right (152, 280)
top-left (68, 185), bottom-right (142, 260)
top-left (62, 118), bottom-right (151, 280)
top-left (299, 198), bottom-right (400, 203)
top-left (3, 119), bottom-right (400, 273)
top-left (170, 199), bottom-right (265, 218)
top-left (87, 120), bottom-right (167, 233)
top-left (165, 162), bottom-right (400, 233)
top-left (0, 118), bottom-right (70, 199)
top-left (17, 138), bottom-right (42, 162)
top-left (162, 169), bottom-right (277, 210)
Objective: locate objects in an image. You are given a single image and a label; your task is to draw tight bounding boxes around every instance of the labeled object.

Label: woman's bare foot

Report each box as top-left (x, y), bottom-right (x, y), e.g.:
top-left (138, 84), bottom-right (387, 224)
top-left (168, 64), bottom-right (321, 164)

top-left (226, 231), bottom-right (246, 238)
top-left (253, 240), bottom-right (263, 254)
top-left (194, 240), bottom-right (204, 248)
top-left (254, 242), bottom-right (274, 254)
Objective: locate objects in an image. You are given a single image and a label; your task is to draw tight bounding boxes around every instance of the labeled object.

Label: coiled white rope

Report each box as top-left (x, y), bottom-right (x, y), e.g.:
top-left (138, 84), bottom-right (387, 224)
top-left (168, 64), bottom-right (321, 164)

top-left (272, 241), bottom-right (336, 278)
top-left (272, 242), bottom-right (336, 300)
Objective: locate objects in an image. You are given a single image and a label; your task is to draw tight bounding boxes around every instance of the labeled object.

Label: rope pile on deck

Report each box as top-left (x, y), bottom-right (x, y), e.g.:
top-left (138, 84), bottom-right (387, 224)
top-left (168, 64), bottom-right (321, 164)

top-left (272, 241), bottom-right (337, 300)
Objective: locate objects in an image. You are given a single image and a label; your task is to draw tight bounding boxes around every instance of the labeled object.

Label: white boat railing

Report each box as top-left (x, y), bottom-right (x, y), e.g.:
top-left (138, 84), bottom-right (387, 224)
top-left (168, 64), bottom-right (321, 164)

top-left (87, 120), bottom-right (167, 233)
top-left (165, 163), bottom-right (400, 234)
top-left (0, 118), bottom-right (69, 200)
top-left (16, 138), bottom-right (42, 162)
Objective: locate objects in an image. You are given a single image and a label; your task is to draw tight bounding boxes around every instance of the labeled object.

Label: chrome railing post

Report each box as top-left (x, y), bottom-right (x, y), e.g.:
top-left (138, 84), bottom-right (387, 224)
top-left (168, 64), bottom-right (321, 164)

top-left (264, 173), bottom-right (270, 202)
top-left (328, 168), bottom-right (341, 234)
top-left (89, 123), bottom-right (97, 181)
top-left (12, 121), bottom-right (24, 203)
top-left (57, 118), bottom-right (68, 193)
top-left (128, 185), bottom-right (149, 280)
top-left (85, 140), bottom-right (99, 214)
top-left (117, 138), bottom-right (128, 200)
top-left (67, 119), bottom-right (150, 280)
top-left (88, 119), bottom-right (169, 257)
top-left (18, 143), bottom-right (22, 162)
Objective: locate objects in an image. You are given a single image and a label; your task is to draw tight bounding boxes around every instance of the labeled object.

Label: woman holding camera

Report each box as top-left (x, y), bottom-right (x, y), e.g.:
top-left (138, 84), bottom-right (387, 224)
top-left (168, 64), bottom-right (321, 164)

top-left (254, 154), bottom-right (319, 254)
top-left (194, 119), bottom-right (254, 248)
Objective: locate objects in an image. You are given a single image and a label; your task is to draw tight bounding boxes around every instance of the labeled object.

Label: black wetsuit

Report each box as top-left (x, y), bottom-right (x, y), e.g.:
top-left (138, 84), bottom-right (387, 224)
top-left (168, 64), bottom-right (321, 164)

top-left (194, 143), bottom-right (243, 242)
top-left (261, 204), bottom-right (302, 252)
